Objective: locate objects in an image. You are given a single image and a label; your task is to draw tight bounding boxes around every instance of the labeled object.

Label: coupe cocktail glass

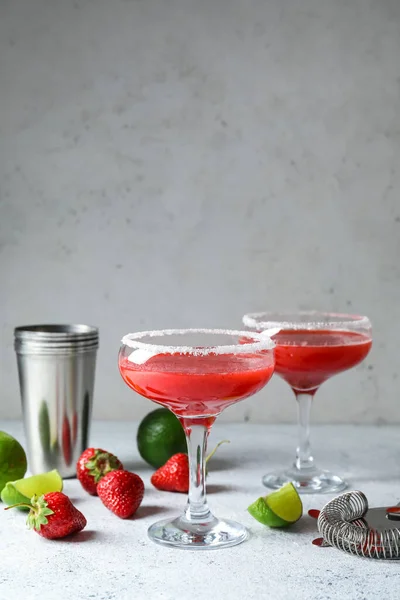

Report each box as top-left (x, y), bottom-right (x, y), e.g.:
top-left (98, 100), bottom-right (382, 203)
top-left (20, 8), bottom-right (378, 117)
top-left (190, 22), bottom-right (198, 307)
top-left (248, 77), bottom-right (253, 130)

top-left (242, 312), bottom-right (372, 494)
top-left (119, 328), bottom-right (275, 549)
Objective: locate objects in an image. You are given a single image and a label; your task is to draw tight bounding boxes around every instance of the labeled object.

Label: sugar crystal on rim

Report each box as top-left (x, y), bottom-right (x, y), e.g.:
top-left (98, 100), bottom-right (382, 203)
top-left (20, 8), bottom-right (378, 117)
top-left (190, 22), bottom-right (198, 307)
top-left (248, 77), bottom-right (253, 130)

top-left (121, 328), bottom-right (276, 361)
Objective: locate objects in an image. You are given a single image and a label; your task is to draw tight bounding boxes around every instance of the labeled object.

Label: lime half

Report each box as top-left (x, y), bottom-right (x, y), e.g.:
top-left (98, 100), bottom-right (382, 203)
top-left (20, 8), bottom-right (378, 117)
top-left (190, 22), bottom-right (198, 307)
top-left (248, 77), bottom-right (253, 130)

top-left (248, 483), bottom-right (303, 528)
top-left (1, 469), bottom-right (63, 510)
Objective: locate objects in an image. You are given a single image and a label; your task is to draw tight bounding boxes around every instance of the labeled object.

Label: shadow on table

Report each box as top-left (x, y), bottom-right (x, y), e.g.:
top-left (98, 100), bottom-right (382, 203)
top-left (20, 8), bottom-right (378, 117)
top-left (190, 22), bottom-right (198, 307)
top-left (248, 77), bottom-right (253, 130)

top-left (58, 530), bottom-right (98, 543)
top-left (207, 483), bottom-right (243, 494)
top-left (289, 514), bottom-right (318, 535)
top-left (134, 505), bottom-right (172, 519)
top-left (206, 457), bottom-right (238, 471)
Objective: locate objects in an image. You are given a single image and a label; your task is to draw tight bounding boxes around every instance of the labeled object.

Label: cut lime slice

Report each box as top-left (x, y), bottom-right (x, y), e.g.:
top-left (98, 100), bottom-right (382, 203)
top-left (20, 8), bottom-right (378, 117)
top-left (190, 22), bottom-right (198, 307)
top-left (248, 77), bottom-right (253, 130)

top-left (1, 469), bottom-right (63, 510)
top-left (248, 482), bottom-right (303, 528)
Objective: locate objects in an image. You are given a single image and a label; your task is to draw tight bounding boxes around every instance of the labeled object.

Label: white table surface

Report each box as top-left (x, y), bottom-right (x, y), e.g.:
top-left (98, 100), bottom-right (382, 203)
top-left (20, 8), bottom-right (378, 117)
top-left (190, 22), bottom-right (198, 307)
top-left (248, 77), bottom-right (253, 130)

top-left (1, 420), bottom-right (400, 600)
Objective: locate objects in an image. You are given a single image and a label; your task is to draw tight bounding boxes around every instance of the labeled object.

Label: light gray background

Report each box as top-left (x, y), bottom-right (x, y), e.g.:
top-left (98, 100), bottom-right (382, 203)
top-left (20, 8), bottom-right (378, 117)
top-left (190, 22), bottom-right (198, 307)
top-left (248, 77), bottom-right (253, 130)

top-left (1, 0), bottom-right (399, 423)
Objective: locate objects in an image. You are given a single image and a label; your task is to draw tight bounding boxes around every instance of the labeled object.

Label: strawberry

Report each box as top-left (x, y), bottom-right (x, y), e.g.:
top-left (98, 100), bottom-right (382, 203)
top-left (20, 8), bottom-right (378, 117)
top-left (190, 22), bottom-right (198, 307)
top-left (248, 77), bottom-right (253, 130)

top-left (97, 470), bottom-right (144, 519)
top-left (151, 453), bottom-right (189, 493)
top-left (5, 492), bottom-right (87, 539)
top-left (150, 440), bottom-right (229, 493)
top-left (76, 447), bottom-right (123, 495)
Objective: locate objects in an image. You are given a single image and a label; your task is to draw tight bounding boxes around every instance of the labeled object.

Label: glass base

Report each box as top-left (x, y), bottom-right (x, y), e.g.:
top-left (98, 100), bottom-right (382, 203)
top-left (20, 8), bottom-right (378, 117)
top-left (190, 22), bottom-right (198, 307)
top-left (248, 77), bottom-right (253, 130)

top-left (148, 515), bottom-right (248, 550)
top-left (262, 466), bottom-right (348, 494)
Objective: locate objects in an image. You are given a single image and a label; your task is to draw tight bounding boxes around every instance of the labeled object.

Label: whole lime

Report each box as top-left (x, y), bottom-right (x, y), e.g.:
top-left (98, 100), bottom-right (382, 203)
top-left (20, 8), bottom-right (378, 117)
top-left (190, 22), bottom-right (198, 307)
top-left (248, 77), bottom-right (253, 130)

top-left (0, 431), bottom-right (28, 494)
top-left (137, 408), bottom-right (186, 468)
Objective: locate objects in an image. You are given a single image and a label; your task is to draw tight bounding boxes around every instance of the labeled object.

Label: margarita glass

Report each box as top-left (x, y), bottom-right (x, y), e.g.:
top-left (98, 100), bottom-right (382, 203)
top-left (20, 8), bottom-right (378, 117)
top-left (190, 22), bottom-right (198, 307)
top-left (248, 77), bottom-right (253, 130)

top-left (242, 312), bottom-right (372, 494)
top-left (119, 328), bottom-right (275, 549)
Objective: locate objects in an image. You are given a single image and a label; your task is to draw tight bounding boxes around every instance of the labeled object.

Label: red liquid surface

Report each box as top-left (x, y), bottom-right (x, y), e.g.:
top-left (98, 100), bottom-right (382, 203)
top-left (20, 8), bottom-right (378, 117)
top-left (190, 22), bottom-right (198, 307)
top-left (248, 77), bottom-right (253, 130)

top-left (273, 329), bottom-right (372, 392)
top-left (119, 352), bottom-right (274, 417)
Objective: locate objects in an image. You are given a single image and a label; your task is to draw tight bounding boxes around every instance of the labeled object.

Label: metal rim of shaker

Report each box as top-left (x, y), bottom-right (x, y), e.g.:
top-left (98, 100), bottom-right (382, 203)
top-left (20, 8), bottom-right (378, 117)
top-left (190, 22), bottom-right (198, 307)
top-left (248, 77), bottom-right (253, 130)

top-left (15, 338), bottom-right (99, 347)
top-left (15, 343), bottom-right (99, 355)
top-left (15, 335), bottom-right (99, 344)
top-left (14, 338), bottom-right (98, 348)
top-left (14, 324), bottom-right (98, 341)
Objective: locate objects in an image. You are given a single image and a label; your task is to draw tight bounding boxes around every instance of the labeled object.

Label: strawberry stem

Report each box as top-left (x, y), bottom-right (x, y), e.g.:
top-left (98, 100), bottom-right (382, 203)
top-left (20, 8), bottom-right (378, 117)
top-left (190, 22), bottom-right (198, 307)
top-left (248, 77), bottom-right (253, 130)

top-left (205, 440), bottom-right (230, 465)
top-left (4, 495), bottom-right (54, 532)
top-left (86, 450), bottom-right (120, 483)
top-left (4, 501), bottom-right (32, 511)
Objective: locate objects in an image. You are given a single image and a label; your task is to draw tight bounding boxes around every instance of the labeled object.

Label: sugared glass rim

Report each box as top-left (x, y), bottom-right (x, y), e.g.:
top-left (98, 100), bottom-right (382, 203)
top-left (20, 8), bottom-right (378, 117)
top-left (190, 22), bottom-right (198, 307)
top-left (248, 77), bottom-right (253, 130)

top-left (121, 328), bottom-right (275, 355)
top-left (242, 311), bottom-right (372, 332)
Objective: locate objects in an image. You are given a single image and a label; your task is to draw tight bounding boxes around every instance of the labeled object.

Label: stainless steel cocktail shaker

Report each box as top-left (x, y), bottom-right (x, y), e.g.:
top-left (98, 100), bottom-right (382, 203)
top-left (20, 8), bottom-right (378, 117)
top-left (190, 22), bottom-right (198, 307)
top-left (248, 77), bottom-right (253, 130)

top-left (14, 324), bottom-right (99, 478)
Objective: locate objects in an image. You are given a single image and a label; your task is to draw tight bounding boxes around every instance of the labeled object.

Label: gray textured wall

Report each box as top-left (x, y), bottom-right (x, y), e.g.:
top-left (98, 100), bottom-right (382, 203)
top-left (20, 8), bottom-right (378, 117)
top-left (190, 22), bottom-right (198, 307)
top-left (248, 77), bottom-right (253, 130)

top-left (1, 0), bottom-right (399, 423)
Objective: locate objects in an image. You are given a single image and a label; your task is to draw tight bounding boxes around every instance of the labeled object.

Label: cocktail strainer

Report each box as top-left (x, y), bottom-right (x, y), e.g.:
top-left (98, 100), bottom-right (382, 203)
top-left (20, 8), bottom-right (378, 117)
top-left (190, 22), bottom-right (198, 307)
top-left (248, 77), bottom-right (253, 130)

top-left (310, 491), bottom-right (400, 560)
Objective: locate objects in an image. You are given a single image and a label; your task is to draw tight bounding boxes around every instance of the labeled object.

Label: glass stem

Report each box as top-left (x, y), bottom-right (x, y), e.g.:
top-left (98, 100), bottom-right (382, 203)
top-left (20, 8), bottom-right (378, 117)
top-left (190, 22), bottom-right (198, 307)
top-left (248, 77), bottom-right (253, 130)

top-left (181, 419), bottom-right (213, 523)
top-left (294, 392), bottom-right (315, 471)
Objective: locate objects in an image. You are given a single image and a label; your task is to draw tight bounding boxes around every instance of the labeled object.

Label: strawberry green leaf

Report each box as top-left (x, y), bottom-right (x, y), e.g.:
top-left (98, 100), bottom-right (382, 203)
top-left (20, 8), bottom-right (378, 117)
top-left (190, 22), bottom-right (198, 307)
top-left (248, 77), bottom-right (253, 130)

top-left (25, 494), bottom-right (54, 532)
top-left (85, 450), bottom-right (121, 483)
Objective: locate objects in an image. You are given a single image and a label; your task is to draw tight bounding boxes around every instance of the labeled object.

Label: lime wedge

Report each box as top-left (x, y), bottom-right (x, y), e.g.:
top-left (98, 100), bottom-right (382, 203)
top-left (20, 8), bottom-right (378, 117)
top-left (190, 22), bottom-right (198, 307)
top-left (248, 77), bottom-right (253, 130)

top-left (1, 469), bottom-right (63, 510)
top-left (248, 482), bottom-right (303, 528)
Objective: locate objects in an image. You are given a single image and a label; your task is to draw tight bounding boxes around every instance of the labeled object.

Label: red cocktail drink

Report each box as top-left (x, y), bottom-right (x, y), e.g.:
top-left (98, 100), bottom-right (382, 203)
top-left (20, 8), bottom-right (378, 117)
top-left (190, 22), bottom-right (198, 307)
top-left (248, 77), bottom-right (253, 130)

top-left (119, 328), bottom-right (275, 549)
top-left (273, 330), bottom-right (372, 392)
top-left (119, 352), bottom-right (274, 418)
top-left (242, 312), bottom-right (372, 494)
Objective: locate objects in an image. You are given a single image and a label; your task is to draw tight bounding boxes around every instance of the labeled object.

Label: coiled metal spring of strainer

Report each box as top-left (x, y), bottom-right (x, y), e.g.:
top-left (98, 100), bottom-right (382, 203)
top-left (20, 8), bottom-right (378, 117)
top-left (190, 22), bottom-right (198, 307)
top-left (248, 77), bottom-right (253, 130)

top-left (317, 491), bottom-right (400, 559)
